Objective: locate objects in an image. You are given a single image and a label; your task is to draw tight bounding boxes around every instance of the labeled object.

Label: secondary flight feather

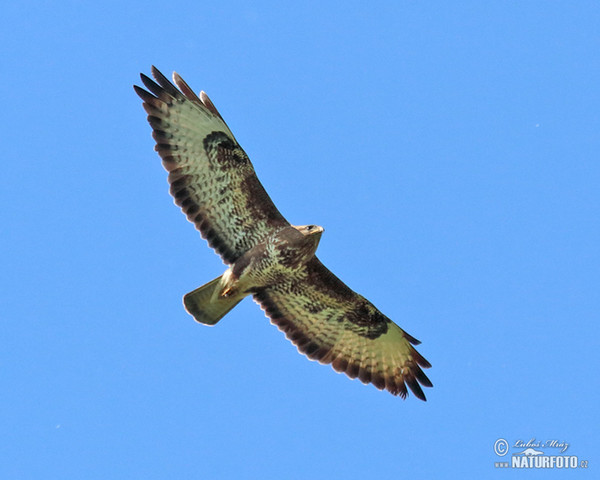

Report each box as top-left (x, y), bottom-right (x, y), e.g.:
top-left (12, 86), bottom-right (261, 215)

top-left (134, 67), bottom-right (432, 400)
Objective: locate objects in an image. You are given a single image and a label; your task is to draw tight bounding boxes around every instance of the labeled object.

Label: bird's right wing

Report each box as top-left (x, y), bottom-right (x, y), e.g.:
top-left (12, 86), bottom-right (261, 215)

top-left (134, 67), bottom-right (289, 265)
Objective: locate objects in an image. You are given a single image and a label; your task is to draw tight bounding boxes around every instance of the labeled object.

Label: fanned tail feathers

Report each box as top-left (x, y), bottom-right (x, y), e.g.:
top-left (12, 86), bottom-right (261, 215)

top-left (183, 276), bottom-right (244, 325)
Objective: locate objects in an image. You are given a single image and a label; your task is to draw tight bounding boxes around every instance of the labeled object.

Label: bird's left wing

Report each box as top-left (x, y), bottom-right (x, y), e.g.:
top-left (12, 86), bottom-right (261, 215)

top-left (134, 67), bottom-right (289, 265)
top-left (253, 257), bottom-right (433, 400)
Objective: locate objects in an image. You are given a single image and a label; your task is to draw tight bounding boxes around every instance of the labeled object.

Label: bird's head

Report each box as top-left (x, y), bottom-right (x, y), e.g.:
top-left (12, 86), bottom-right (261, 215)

top-left (293, 224), bottom-right (324, 253)
top-left (294, 224), bottom-right (324, 238)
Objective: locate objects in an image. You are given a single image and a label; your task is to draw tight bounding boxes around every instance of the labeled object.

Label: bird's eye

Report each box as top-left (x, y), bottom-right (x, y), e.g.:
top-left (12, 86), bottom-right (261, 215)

top-left (307, 225), bottom-right (313, 230)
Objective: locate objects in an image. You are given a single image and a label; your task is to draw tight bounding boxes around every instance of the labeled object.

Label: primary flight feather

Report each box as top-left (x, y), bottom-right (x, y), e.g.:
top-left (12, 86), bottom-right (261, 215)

top-left (134, 67), bottom-right (432, 400)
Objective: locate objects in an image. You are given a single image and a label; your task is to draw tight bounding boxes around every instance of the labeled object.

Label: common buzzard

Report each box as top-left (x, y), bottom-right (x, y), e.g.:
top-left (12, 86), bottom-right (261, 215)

top-left (134, 67), bottom-right (432, 400)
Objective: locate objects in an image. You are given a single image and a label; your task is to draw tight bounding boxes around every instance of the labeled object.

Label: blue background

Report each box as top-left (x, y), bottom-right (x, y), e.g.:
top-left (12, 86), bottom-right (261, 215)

top-left (1, 1), bottom-right (598, 478)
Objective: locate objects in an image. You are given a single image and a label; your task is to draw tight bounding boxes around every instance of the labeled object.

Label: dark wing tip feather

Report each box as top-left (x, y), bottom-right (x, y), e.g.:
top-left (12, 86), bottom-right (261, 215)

top-left (413, 348), bottom-right (432, 369)
top-left (136, 68), bottom-right (182, 102)
top-left (377, 365), bottom-right (431, 401)
top-left (150, 66), bottom-right (181, 98)
top-left (403, 331), bottom-right (421, 345)
top-left (172, 71), bottom-right (203, 104)
top-left (200, 91), bottom-right (226, 122)
top-left (139, 73), bottom-right (165, 98)
top-left (133, 84), bottom-right (156, 103)
top-left (140, 68), bottom-right (223, 124)
top-left (393, 382), bottom-right (408, 399)
top-left (404, 375), bottom-right (426, 401)
top-left (414, 367), bottom-right (433, 388)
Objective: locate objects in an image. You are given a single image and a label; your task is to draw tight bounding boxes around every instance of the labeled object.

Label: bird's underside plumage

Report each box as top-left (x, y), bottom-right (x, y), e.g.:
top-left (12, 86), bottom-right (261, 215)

top-left (135, 66), bottom-right (432, 400)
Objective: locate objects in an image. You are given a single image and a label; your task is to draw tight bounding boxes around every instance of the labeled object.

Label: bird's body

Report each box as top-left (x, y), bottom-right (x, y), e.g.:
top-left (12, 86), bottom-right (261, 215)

top-left (135, 67), bottom-right (432, 400)
top-left (185, 224), bottom-right (324, 324)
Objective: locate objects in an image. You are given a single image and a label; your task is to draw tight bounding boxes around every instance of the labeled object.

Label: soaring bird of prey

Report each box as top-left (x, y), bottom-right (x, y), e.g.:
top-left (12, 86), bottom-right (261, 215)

top-left (134, 67), bottom-right (432, 400)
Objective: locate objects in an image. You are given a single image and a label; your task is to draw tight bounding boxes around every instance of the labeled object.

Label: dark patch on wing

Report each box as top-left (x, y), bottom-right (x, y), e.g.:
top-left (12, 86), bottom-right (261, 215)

top-left (343, 300), bottom-right (390, 340)
top-left (203, 131), bottom-right (251, 169)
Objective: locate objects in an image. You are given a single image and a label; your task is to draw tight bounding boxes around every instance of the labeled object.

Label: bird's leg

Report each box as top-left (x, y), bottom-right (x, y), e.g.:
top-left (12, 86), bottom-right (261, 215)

top-left (209, 267), bottom-right (240, 302)
top-left (221, 285), bottom-right (237, 297)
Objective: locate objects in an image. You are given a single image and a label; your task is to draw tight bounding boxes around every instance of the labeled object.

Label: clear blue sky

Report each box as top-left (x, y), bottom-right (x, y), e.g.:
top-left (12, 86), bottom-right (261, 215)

top-left (1, 1), bottom-right (598, 478)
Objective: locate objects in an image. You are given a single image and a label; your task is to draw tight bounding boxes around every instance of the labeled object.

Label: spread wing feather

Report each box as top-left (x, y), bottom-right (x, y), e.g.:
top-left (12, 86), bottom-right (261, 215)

top-left (253, 257), bottom-right (433, 400)
top-left (134, 66), bottom-right (289, 264)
